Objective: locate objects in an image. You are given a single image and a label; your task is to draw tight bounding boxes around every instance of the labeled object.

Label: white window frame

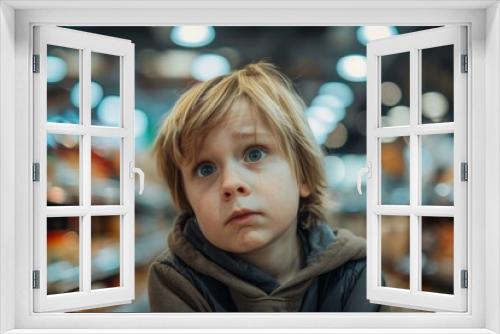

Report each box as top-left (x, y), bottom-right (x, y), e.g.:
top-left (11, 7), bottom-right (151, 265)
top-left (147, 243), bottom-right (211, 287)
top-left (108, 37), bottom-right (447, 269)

top-left (0, 1), bottom-right (498, 333)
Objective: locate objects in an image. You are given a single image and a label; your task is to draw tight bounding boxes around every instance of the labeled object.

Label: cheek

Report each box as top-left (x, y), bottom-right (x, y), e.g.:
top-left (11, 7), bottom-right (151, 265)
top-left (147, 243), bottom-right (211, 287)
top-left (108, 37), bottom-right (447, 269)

top-left (184, 179), bottom-right (216, 209)
top-left (190, 190), bottom-right (222, 228)
top-left (193, 202), bottom-right (219, 231)
top-left (260, 165), bottom-right (301, 212)
top-left (267, 162), bottom-right (300, 193)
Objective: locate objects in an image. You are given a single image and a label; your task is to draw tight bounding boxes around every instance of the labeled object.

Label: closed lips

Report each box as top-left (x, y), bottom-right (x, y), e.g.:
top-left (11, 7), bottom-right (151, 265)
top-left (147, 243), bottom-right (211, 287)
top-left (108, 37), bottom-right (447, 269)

top-left (226, 210), bottom-right (260, 224)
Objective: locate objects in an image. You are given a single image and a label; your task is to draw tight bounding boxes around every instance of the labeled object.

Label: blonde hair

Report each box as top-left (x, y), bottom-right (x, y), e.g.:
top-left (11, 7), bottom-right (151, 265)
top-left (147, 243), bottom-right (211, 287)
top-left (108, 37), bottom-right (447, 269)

top-left (153, 61), bottom-right (330, 228)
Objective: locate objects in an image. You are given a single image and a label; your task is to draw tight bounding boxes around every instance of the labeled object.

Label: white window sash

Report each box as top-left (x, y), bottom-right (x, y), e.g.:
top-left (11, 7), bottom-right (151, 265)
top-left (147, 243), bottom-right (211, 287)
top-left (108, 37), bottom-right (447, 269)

top-left (32, 26), bottom-right (136, 312)
top-left (366, 26), bottom-right (468, 312)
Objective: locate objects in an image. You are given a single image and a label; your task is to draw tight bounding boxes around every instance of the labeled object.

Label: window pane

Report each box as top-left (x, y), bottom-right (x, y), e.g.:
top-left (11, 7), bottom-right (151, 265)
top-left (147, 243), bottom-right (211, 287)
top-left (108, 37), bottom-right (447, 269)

top-left (47, 134), bottom-right (80, 206)
top-left (91, 137), bottom-right (121, 205)
top-left (381, 136), bottom-right (410, 205)
top-left (421, 134), bottom-right (454, 206)
top-left (91, 216), bottom-right (121, 290)
top-left (421, 216), bottom-right (454, 294)
top-left (91, 53), bottom-right (121, 127)
top-left (47, 216), bottom-right (79, 295)
top-left (47, 45), bottom-right (80, 124)
top-left (381, 215), bottom-right (410, 289)
top-left (380, 52), bottom-right (410, 127)
top-left (421, 45), bottom-right (454, 124)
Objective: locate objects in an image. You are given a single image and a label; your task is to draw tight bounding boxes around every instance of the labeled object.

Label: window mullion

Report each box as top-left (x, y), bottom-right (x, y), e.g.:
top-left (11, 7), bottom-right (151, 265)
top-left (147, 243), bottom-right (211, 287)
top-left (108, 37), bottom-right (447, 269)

top-left (81, 48), bottom-right (92, 294)
top-left (409, 48), bottom-right (420, 294)
top-left (121, 46), bottom-right (135, 293)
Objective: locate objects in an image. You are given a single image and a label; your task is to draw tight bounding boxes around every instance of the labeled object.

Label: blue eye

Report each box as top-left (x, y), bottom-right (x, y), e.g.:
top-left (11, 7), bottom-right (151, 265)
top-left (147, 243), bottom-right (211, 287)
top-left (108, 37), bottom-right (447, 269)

top-left (196, 163), bottom-right (216, 177)
top-left (245, 147), bottom-right (266, 162)
top-left (194, 147), bottom-right (266, 177)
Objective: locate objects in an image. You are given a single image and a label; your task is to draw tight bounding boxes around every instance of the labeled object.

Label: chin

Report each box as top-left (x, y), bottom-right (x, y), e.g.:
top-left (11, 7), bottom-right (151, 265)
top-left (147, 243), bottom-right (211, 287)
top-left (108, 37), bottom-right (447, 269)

top-left (208, 237), bottom-right (262, 254)
top-left (231, 236), bottom-right (270, 254)
top-left (230, 245), bottom-right (261, 255)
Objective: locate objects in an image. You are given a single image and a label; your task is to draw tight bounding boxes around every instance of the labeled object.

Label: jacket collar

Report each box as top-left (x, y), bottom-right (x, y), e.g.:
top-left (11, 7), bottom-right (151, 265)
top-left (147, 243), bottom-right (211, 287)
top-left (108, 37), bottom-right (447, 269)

top-left (168, 211), bottom-right (366, 298)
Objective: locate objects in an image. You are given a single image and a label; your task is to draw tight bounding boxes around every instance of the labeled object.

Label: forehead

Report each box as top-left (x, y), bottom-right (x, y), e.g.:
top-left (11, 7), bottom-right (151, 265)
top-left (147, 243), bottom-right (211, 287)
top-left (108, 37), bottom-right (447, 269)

top-left (181, 99), bottom-right (279, 165)
top-left (203, 101), bottom-right (275, 146)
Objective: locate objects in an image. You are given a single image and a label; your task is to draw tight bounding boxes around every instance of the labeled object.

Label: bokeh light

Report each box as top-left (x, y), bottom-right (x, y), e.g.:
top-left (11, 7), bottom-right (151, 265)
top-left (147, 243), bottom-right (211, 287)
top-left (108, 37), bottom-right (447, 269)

top-left (435, 182), bottom-right (452, 197)
top-left (310, 95), bottom-right (346, 123)
top-left (325, 123), bottom-right (348, 149)
top-left (54, 134), bottom-right (78, 149)
top-left (306, 105), bottom-right (338, 125)
top-left (134, 109), bottom-right (148, 138)
top-left (307, 116), bottom-right (331, 144)
top-left (381, 81), bottom-right (402, 107)
top-left (356, 26), bottom-right (399, 45)
top-left (422, 91), bottom-right (449, 121)
top-left (156, 50), bottom-right (197, 79)
top-left (70, 82), bottom-right (104, 109)
top-left (387, 105), bottom-right (410, 126)
top-left (97, 96), bottom-right (121, 126)
top-left (336, 55), bottom-right (367, 82)
top-left (170, 26), bottom-right (216, 48)
top-left (324, 155), bottom-right (346, 186)
top-left (318, 82), bottom-right (355, 108)
top-left (47, 56), bottom-right (68, 83)
top-left (191, 54), bottom-right (231, 81)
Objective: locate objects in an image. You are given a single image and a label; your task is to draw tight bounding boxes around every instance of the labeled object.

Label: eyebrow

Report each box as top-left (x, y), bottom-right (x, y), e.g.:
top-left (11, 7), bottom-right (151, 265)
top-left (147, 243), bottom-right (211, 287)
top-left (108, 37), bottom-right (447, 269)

top-left (229, 131), bottom-right (272, 139)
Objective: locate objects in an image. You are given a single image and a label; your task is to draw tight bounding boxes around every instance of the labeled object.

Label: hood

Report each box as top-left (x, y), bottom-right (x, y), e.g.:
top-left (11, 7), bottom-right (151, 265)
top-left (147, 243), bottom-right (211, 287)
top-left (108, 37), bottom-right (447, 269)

top-left (167, 212), bottom-right (366, 311)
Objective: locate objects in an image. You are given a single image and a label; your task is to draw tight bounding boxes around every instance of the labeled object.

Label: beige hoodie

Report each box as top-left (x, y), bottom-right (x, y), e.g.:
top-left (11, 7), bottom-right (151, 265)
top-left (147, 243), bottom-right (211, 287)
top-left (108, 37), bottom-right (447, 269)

top-left (148, 213), bottom-right (368, 312)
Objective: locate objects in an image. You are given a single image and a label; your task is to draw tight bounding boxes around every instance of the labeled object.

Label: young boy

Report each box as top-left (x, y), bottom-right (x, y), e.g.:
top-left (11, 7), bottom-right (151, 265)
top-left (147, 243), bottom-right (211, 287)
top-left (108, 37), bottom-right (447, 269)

top-left (149, 62), bottom-right (380, 312)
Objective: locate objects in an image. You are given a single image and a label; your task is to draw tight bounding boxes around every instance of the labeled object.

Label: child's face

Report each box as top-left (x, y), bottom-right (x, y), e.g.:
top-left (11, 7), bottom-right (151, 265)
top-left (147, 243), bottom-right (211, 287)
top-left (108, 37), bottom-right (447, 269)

top-left (180, 98), bottom-right (310, 254)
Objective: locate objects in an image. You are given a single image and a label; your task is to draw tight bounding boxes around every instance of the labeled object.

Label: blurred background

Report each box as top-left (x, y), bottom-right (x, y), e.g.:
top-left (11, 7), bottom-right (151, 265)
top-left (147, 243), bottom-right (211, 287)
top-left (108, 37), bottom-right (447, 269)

top-left (45, 26), bottom-right (455, 312)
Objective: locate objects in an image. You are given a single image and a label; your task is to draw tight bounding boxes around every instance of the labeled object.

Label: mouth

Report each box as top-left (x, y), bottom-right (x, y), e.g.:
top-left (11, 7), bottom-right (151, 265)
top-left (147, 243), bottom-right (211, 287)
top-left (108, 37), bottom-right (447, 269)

top-left (226, 210), bottom-right (261, 225)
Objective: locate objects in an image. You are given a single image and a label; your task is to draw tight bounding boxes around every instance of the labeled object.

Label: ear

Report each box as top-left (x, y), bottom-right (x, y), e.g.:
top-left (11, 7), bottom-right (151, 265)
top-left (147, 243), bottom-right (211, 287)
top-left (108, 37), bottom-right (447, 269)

top-left (299, 182), bottom-right (311, 198)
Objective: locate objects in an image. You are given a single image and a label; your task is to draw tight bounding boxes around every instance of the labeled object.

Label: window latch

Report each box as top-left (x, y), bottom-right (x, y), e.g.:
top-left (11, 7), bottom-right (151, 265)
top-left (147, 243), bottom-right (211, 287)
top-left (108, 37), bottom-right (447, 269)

top-left (129, 162), bottom-right (145, 195)
top-left (357, 162), bottom-right (372, 195)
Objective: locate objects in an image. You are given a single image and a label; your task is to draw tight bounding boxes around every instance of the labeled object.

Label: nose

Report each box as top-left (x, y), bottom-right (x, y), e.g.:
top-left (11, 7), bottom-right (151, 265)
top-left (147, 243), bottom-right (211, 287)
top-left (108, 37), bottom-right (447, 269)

top-left (220, 164), bottom-right (251, 201)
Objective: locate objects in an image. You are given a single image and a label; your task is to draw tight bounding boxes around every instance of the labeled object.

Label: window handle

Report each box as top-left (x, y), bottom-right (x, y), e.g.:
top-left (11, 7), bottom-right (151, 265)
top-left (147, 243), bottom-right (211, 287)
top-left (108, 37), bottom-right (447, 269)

top-left (130, 162), bottom-right (145, 195)
top-left (357, 162), bottom-right (371, 195)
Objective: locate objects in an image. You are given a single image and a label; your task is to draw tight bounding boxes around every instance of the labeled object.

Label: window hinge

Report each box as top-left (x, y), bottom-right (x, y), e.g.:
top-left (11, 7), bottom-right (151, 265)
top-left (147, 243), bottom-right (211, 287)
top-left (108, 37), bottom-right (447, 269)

top-left (461, 54), bottom-right (468, 73)
top-left (461, 162), bottom-right (468, 181)
top-left (461, 269), bottom-right (468, 289)
top-left (33, 270), bottom-right (40, 289)
top-left (33, 163), bottom-right (40, 182)
top-left (32, 55), bottom-right (40, 73)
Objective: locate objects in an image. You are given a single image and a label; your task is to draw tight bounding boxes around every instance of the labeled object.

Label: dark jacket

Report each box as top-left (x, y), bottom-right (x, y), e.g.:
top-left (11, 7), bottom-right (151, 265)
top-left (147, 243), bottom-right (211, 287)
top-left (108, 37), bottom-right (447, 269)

top-left (148, 212), bottom-right (381, 312)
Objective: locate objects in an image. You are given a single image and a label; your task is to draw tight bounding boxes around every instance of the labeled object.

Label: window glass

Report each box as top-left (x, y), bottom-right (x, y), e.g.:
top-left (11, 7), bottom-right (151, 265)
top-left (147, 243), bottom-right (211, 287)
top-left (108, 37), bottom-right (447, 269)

top-left (421, 216), bottom-right (454, 294)
top-left (380, 52), bottom-right (410, 127)
top-left (381, 215), bottom-right (410, 289)
top-left (421, 45), bottom-right (454, 124)
top-left (47, 134), bottom-right (80, 206)
top-left (91, 216), bottom-right (121, 289)
top-left (47, 45), bottom-right (80, 124)
top-left (381, 136), bottom-right (410, 205)
top-left (91, 53), bottom-right (121, 127)
top-left (91, 137), bottom-right (121, 205)
top-left (47, 216), bottom-right (80, 295)
top-left (421, 134), bottom-right (454, 206)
